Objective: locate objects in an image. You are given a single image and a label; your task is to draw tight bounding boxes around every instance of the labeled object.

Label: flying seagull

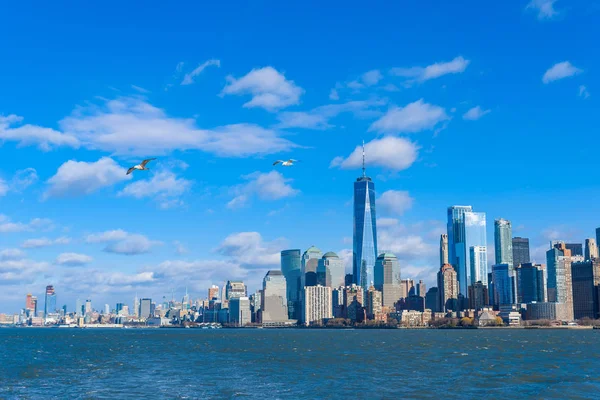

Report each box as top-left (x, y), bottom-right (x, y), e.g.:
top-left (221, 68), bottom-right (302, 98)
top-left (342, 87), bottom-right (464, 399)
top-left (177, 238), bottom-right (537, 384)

top-left (273, 159), bottom-right (299, 167)
top-left (127, 158), bottom-right (156, 175)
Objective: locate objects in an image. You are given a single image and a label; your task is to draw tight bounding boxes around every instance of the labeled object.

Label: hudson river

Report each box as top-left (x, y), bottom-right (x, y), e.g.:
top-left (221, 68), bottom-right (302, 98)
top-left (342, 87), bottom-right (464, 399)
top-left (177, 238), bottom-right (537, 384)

top-left (1, 328), bottom-right (599, 399)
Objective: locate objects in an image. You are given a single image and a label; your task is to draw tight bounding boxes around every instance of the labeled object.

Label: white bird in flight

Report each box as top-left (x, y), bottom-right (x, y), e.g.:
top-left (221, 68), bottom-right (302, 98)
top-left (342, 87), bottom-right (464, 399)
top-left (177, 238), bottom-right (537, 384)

top-left (273, 159), bottom-right (299, 167)
top-left (127, 158), bottom-right (156, 175)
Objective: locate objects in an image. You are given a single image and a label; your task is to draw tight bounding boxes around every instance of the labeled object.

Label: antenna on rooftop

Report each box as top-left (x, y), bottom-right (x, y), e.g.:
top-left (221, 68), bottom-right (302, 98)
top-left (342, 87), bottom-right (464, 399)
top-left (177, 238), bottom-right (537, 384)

top-left (362, 140), bottom-right (366, 177)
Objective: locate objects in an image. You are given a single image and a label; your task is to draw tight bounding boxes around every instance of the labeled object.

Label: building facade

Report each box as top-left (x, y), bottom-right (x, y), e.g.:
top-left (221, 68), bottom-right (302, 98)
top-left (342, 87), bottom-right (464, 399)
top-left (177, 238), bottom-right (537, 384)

top-left (546, 243), bottom-right (573, 308)
top-left (571, 259), bottom-right (600, 320)
top-left (229, 297), bottom-right (251, 327)
top-left (516, 263), bottom-right (547, 304)
top-left (374, 252), bottom-right (401, 308)
top-left (494, 218), bottom-right (513, 269)
top-left (585, 239), bottom-right (598, 261)
top-left (281, 249), bottom-right (302, 319)
top-left (261, 270), bottom-right (289, 323)
top-left (440, 234), bottom-right (449, 266)
top-left (469, 245), bottom-right (488, 286)
top-left (301, 246), bottom-right (322, 288)
top-left (44, 285), bottom-right (56, 318)
top-left (317, 252), bottom-right (345, 288)
top-left (303, 285), bottom-right (332, 326)
top-left (492, 264), bottom-right (513, 306)
top-left (225, 281), bottom-right (247, 300)
top-left (512, 237), bottom-right (531, 267)
top-left (437, 264), bottom-right (459, 311)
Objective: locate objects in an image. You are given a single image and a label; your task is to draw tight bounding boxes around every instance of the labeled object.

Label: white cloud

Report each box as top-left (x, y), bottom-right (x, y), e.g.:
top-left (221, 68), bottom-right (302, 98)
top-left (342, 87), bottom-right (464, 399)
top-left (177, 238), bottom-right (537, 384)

top-left (0, 258), bottom-right (49, 285)
top-left (228, 171), bottom-right (298, 209)
top-left (331, 137), bottom-right (419, 172)
top-left (118, 170), bottom-right (193, 209)
top-left (131, 85), bottom-right (150, 93)
top-left (390, 56), bottom-right (470, 83)
top-left (0, 215), bottom-right (53, 234)
top-left (22, 237), bottom-right (71, 249)
top-left (181, 59), bottom-right (221, 85)
top-left (377, 218), bottom-right (400, 228)
top-left (378, 190), bottom-right (414, 216)
top-left (579, 85), bottom-right (590, 99)
top-left (86, 229), bottom-right (161, 255)
top-left (526, 0), bottom-right (559, 20)
top-left (542, 61), bottom-right (582, 84)
top-left (463, 106), bottom-right (491, 121)
top-left (216, 231), bottom-right (286, 267)
top-left (0, 248), bottom-right (25, 261)
top-left (44, 157), bottom-right (130, 199)
top-left (11, 168), bottom-right (38, 191)
top-left (55, 252), bottom-right (93, 267)
top-left (0, 114), bottom-right (79, 151)
top-left (329, 89), bottom-right (340, 100)
top-left (362, 70), bottom-right (383, 86)
top-left (60, 97), bottom-right (297, 157)
top-left (221, 66), bottom-right (304, 111)
top-left (369, 99), bottom-right (449, 134)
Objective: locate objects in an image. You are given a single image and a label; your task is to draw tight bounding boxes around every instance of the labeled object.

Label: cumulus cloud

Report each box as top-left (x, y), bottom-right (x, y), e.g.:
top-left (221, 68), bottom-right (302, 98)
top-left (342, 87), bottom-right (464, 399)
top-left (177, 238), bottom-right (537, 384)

top-left (0, 258), bottom-right (49, 285)
top-left (369, 99), bottom-right (449, 134)
top-left (181, 59), bottom-right (220, 85)
top-left (11, 168), bottom-right (39, 191)
top-left (228, 171), bottom-right (299, 209)
top-left (331, 137), bottom-right (419, 172)
top-left (86, 229), bottom-right (162, 255)
top-left (526, 0), bottom-right (559, 20)
top-left (216, 231), bottom-right (286, 267)
top-left (0, 215), bottom-right (53, 234)
top-left (463, 106), bottom-right (491, 121)
top-left (21, 237), bottom-right (70, 249)
top-left (44, 157), bottom-right (130, 199)
top-left (0, 248), bottom-right (25, 261)
top-left (378, 190), bottom-right (414, 216)
top-left (543, 61), bottom-right (582, 84)
top-left (55, 252), bottom-right (93, 266)
top-left (0, 114), bottom-right (79, 151)
top-left (390, 56), bottom-right (470, 83)
top-left (118, 169), bottom-right (193, 209)
top-left (221, 66), bottom-right (304, 111)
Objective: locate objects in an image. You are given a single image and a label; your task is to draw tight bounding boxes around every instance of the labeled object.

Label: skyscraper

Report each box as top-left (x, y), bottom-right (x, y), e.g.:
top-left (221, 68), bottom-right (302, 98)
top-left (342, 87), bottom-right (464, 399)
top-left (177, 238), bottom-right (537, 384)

top-left (225, 281), bottom-right (247, 300)
top-left (437, 264), bottom-right (459, 311)
top-left (75, 299), bottom-right (83, 316)
top-left (440, 234), bottom-right (449, 266)
top-left (281, 249), bottom-right (302, 319)
top-left (565, 243), bottom-right (583, 257)
top-left (316, 252), bottom-right (345, 288)
top-left (597, 228), bottom-right (600, 259)
top-left (492, 264), bottom-right (513, 306)
top-left (374, 252), bottom-right (401, 308)
top-left (303, 285), bottom-right (332, 326)
top-left (208, 285), bottom-right (219, 301)
top-left (353, 142), bottom-right (377, 295)
top-left (468, 282), bottom-right (489, 310)
top-left (494, 219), bottom-right (513, 268)
top-left (85, 299), bottom-right (92, 314)
top-left (44, 285), bottom-right (56, 317)
top-left (571, 259), bottom-right (600, 319)
top-left (512, 237), bottom-right (530, 267)
top-left (515, 263), bottom-right (547, 303)
top-left (140, 298), bottom-right (152, 318)
top-left (464, 211), bottom-right (487, 287)
top-left (261, 270), bottom-right (288, 322)
top-left (301, 246), bottom-right (322, 288)
top-left (25, 294), bottom-right (36, 314)
top-left (546, 242), bottom-right (574, 305)
top-left (134, 294), bottom-right (139, 317)
top-left (229, 297), bottom-right (251, 327)
top-left (365, 286), bottom-right (383, 320)
top-left (470, 246), bottom-right (488, 285)
top-left (585, 238), bottom-right (598, 261)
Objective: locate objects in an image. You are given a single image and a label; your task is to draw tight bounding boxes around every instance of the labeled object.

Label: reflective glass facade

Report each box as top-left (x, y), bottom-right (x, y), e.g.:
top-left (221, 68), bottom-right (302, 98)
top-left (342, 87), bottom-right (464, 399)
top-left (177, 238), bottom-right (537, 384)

top-left (492, 263), bottom-right (513, 306)
top-left (353, 177), bottom-right (377, 295)
top-left (281, 249), bottom-right (302, 304)
top-left (469, 246), bottom-right (488, 285)
top-left (512, 237), bottom-right (531, 267)
top-left (494, 218), bottom-right (513, 268)
top-left (301, 246), bottom-right (322, 288)
top-left (447, 206), bottom-right (472, 297)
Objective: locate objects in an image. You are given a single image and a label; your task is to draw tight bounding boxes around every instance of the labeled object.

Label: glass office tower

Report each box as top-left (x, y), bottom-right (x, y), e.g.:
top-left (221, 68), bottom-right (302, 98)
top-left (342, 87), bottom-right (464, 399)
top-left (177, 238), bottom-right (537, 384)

top-left (353, 158), bottom-right (377, 296)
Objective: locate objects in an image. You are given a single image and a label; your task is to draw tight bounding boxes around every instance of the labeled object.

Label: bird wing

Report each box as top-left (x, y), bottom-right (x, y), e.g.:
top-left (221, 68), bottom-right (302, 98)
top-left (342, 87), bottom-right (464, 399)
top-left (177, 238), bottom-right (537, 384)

top-left (126, 167), bottom-right (135, 175)
top-left (140, 158), bottom-right (156, 167)
top-left (288, 159), bottom-right (299, 162)
top-left (273, 160), bottom-right (283, 166)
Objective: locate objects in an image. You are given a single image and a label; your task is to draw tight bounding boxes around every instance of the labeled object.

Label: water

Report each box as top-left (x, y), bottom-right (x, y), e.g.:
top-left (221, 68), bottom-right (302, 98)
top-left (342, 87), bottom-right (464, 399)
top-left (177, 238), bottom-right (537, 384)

top-left (1, 328), bottom-right (599, 399)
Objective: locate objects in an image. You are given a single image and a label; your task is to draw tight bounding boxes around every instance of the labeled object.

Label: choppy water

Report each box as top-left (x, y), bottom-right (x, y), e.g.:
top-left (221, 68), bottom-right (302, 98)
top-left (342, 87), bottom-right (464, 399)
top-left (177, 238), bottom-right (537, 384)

top-left (1, 328), bottom-right (599, 399)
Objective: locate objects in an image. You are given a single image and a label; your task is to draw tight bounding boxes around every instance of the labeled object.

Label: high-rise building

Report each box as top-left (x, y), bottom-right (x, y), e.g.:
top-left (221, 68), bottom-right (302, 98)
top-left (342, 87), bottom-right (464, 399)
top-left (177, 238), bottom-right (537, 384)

top-left (134, 294), bottom-right (139, 317)
top-left (344, 274), bottom-right (353, 287)
top-left (85, 299), bottom-right (92, 314)
top-left (494, 219), bottom-right (513, 268)
top-left (470, 246), bottom-right (488, 286)
top-left (585, 238), bottom-right (598, 261)
top-left (464, 211), bottom-right (487, 286)
top-left (140, 298), bottom-right (152, 318)
top-left (416, 280), bottom-right (426, 297)
top-left (317, 252), bottom-right (345, 288)
top-left (332, 286), bottom-right (345, 318)
top-left (374, 253), bottom-right (401, 308)
top-left (75, 299), bottom-right (83, 316)
top-left (261, 270), bottom-right (288, 322)
top-left (468, 282), bottom-right (489, 310)
top-left (25, 294), bottom-right (37, 314)
top-left (44, 285), bottom-right (56, 317)
top-left (437, 264), bottom-right (459, 311)
top-left (116, 303), bottom-right (124, 314)
top-left (571, 259), bottom-right (600, 320)
top-left (208, 285), bottom-right (219, 301)
top-left (365, 286), bottom-right (383, 319)
top-left (492, 264), bottom-right (513, 306)
top-left (353, 143), bottom-right (378, 295)
top-left (565, 243), bottom-right (583, 257)
top-left (597, 228), bottom-right (600, 260)
top-left (303, 285), bottom-right (332, 326)
top-left (425, 287), bottom-right (440, 312)
top-left (229, 297), bottom-right (251, 327)
top-left (281, 249), bottom-right (302, 319)
top-left (512, 237), bottom-right (530, 268)
top-left (401, 279), bottom-right (415, 298)
top-left (301, 246), bottom-right (322, 288)
top-left (546, 243), bottom-right (574, 312)
top-left (104, 304), bottom-right (110, 315)
top-left (225, 281), bottom-right (247, 300)
top-left (440, 234), bottom-right (449, 266)
top-left (516, 263), bottom-right (547, 304)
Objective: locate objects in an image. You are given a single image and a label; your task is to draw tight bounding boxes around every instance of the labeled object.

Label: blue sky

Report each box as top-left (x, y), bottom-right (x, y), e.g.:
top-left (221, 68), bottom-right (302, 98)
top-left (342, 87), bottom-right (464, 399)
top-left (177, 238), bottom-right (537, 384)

top-left (0, 1), bottom-right (598, 313)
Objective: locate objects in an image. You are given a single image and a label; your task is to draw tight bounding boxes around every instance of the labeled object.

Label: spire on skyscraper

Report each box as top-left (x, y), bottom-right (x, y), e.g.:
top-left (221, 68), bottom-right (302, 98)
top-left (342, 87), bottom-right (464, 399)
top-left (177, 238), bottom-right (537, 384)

top-left (362, 140), bottom-right (366, 178)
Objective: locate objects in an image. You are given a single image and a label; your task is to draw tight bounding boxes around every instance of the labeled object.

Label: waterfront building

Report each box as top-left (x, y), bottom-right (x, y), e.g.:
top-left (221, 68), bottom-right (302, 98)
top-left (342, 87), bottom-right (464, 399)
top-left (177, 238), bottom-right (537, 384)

top-left (374, 252), bottom-right (401, 308)
top-left (343, 284), bottom-right (364, 322)
top-left (571, 259), bottom-right (600, 320)
top-left (425, 287), bottom-right (440, 312)
top-left (332, 286), bottom-right (345, 318)
top-left (303, 285), bottom-right (332, 326)
top-left (140, 298), bottom-right (152, 318)
top-left (585, 238), bottom-right (598, 261)
top-left (546, 243), bottom-right (574, 316)
top-left (316, 252), bottom-right (345, 288)
top-left (512, 237), bottom-right (531, 267)
top-left (281, 249), bottom-right (302, 319)
top-left (353, 143), bottom-right (378, 296)
top-left (85, 299), bottom-right (92, 315)
top-left (229, 297), bottom-right (251, 327)
top-left (116, 303), bottom-right (124, 315)
top-left (495, 218), bottom-right (513, 269)
top-left (403, 294), bottom-right (425, 312)
top-left (261, 270), bottom-right (288, 323)
top-left (225, 281), bottom-right (247, 300)
top-left (440, 234), bottom-right (449, 266)
top-left (470, 246), bottom-right (488, 286)
top-left (208, 285), bottom-right (219, 301)
top-left (249, 291), bottom-right (262, 323)
top-left (516, 263), bottom-right (547, 303)
top-left (468, 282), bottom-right (489, 310)
top-left (566, 243), bottom-right (583, 257)
top-left (492, 264), bottom-right (513, 306)
top-left (44, 285), bottom-right (56, 318)
top-left (365, 286), bottom-right (383, 319)
top-left (75, 299), bottom-right (83, 317)
top-left (25, 294), bottom-right (36, 314)
top-left (525, 302), bottom-right (572, 321)
top-left (437, 264), bottom-right (459, 311)
top-left (302, 246), bottom-right (322, 288)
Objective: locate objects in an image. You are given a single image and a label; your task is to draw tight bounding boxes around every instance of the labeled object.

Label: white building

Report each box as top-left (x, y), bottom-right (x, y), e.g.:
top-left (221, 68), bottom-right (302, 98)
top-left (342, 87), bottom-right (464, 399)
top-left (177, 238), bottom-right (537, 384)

top-left (303, 285), bottom-right (332, 326)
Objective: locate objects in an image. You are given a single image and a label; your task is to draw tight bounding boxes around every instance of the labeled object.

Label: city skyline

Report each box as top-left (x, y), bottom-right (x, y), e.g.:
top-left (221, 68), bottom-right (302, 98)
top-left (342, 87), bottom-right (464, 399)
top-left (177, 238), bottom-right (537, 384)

top-left (1, 1), bottom-right (600, 312)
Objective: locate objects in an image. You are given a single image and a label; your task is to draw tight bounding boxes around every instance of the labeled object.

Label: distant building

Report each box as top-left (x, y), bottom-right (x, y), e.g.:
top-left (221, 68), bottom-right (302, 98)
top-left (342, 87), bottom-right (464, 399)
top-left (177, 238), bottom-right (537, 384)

top-left (425, 287), bottom-right (440, 312)
top-left (229, 297), bottom-right (251, 327)
top-left (512, 237), bottom-right (531, 268)
top-left (516, 263), bottom-right (547, 303)
top-left (302, 246), bottom-right (322, 288)
top-left (440, 234), bottom-right (449, 266)
top-left (416, 280), bottom-right (426, 297)
top-left (303, 285), bottom-right (332, 326)
top-left (44, 285), bottom-right (56, 318)
top-left (374, 253), bottom-right (401, 308)
top-left (546, 243), bottom-right (574, 315)
top-left (571, 259), bottom-right (600, 320)
top-left (566, 243), bottom-right (583, 257)
top-left (400, 279), bottom-right (415, 299)
top-left (525, 302), bottom-right (572, 321)
top-left (585, 239), bottom-right (598, 261)
top-left (85, 299), bottom-right (92, 315)
top-left (365, 286), bottom-right (382, 319)
top-left (447, 205), bottom-right (473, 297)
top-left (25, 294), bottom-right (37, 314)
top-left (344, 274), bottom-right (353, 287)
top-left (317, 252), bottom-right (345, 288)
top-left (470, 245), bottom-right (488, 286)
top-left (140, 298), bottom-right (152, 318)
top-left (468, 282), bottom-right (489, 310)
top-left (208, 285), bottom-right (219, 301)
top-left (597, 228), bottom-right (600, 260)
top-left (281, 249), bottom-right (302, 320)
top-left (225, 281), bottom-right (247, 300)
top-left (495, 218), bottom-right (513, 269)
top-left (261, 271), bottom-right (288, 323)
top-left (492, 264), bottom-right (513, 306)
top-left (437, 264), bottom-right (459, 311)
top-left (343, 284), bottom-right (364, 322)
